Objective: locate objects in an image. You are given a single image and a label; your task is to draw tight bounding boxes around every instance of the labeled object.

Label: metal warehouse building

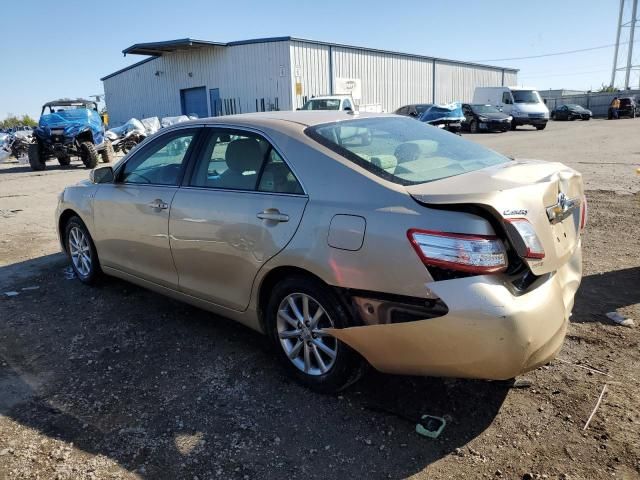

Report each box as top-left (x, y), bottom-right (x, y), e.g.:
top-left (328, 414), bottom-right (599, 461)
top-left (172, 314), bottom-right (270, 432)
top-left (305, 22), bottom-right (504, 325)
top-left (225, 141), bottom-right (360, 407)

top-left (101, 36), bottom-right (518, 125)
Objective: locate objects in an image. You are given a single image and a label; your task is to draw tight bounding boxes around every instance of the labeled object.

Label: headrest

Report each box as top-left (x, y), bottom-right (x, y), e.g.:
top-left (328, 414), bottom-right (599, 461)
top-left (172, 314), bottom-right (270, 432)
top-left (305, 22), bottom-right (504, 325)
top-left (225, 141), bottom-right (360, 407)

top-left (225, 139), bottom-right (263, 173)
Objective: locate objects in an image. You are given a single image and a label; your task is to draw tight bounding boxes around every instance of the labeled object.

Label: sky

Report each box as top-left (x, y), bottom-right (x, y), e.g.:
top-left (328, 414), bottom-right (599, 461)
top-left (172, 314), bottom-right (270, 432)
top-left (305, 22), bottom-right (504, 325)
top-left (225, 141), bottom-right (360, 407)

top-left (0, 0), bottom-right (634, 120)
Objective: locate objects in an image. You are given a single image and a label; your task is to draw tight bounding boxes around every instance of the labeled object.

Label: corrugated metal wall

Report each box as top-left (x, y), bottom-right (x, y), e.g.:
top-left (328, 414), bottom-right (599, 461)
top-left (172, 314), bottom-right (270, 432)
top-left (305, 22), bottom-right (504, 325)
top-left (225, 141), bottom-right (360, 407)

top-left (104, 41), bottom-right (291, 125)
top-left (104, 39), bottom-right (517, 124)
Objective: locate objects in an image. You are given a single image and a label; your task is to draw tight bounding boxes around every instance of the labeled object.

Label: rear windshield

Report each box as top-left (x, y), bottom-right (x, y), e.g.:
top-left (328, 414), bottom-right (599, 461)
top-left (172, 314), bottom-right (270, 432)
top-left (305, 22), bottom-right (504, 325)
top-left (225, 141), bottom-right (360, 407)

top-left (301, 99), bottom-right (341, 110)
top-left (305, 117), bottom-right (510, 186)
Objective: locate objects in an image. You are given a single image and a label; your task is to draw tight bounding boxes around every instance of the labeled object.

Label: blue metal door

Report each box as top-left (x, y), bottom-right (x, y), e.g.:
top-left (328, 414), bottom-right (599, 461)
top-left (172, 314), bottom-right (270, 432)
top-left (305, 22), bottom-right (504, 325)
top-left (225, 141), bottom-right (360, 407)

top-left (180, 86), bottom-right (208, 118)
top-left (209, 88), bottom-right (221, 117)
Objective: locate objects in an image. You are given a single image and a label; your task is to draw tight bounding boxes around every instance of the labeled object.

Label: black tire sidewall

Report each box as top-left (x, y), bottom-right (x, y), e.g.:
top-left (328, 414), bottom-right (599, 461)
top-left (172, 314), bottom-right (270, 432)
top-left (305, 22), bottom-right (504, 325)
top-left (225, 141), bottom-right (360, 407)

top-left (28, 142), bottom-right (46, 171)
top-left (265, 275), bottom-right (363, 393)
top-left (80, 142), bottom-right (99, 168)
top-left (470, 120), bottom-right (478, 133)
top-left (64, 217), bottom-right (101, 285)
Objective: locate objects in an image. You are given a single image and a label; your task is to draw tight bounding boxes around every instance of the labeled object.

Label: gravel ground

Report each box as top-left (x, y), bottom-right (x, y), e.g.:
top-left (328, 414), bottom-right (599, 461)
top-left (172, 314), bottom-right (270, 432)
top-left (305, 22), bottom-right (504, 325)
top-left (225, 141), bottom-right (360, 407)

top-left (0, 120), bottom-right (639, 479)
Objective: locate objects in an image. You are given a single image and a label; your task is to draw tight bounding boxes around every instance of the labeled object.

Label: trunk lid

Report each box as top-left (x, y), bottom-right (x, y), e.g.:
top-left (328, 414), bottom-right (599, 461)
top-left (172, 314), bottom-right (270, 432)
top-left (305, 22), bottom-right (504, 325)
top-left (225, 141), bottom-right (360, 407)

top-left (406, 159), bottom-right (584, 275)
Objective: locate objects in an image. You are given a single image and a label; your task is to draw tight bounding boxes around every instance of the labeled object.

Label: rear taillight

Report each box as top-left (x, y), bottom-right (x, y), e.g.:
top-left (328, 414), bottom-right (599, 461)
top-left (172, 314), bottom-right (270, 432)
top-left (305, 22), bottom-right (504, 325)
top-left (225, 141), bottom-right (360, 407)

top-left (580, 195), bottom-right (587, 231)
top-left (504, 218), bottom-right (545, 259)
top-left (407, 229), bottom-right (508, 274)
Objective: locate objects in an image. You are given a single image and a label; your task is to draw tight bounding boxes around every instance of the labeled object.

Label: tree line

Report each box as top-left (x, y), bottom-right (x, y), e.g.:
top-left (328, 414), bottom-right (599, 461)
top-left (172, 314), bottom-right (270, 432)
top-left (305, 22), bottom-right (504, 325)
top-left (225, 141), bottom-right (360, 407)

top-left (0, 114), bottom-right (38, 129)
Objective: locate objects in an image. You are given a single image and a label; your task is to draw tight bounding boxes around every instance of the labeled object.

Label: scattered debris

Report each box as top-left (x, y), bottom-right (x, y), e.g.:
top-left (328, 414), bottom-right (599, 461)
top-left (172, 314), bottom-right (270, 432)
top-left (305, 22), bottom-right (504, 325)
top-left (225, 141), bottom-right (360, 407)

top-left (606, 311), bottom-right (635, 328)
top-left (556, 357), bottom-right (613, 378)
top-left (416, 415), bottom-right (446, 439)
top-left (3, 291), bottom-right (19, 297)
top-left (583, 384), bottom-right (608, 431)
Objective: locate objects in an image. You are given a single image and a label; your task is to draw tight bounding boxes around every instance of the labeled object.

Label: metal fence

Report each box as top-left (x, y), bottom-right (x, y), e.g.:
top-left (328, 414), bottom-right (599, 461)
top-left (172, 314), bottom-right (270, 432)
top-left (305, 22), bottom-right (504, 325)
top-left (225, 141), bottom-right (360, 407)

top-left (541, 90), bottom-right (640, 117)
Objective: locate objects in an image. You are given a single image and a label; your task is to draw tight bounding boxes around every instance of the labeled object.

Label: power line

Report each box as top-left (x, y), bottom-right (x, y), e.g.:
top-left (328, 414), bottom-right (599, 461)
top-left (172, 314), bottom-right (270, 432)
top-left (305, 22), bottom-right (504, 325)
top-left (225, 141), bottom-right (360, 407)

top-left (472, 39), bottom-right (640, 62)
top-left (519, 68), bottom-right (610, 79)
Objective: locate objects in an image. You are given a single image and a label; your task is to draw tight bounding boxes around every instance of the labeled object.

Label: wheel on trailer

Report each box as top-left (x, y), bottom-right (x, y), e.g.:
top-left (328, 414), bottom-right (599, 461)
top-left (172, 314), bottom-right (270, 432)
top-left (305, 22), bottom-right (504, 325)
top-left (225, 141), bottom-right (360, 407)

top-left (79, 142), bottom-right (99, 169)
top-left (100, 140), bottom-right (115, 163)
top-left (28, 142), bottom-right (46, 171)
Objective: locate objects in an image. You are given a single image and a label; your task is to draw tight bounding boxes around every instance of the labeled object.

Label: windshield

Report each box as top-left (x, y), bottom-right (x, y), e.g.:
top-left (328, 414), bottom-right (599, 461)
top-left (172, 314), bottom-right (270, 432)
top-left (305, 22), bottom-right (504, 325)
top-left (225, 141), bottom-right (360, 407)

top-left (415, 104), bottom-right (432, 114)
top-left (301, 99), bottom-right (341, 110)
top-left (472, 105), bottom-right (500, 114)
top-left (512, 90), bottom-right (541, 104)
top-left (305, 117), bottom-right (509, 186)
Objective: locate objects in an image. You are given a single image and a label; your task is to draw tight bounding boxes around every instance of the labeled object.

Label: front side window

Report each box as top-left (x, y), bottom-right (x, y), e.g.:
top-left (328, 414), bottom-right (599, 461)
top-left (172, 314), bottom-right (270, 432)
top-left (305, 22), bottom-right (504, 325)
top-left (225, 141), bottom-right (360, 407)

top-left (190, 130), bottom-right (303, 194)
top-left (502, 92), bottom-right (512, 104)
top-left (343, 99), bottom-right (353, 110)
top-left (120, 129), bottom-right (196, 185)
top-left (306, 117), bottom-right (509, 186)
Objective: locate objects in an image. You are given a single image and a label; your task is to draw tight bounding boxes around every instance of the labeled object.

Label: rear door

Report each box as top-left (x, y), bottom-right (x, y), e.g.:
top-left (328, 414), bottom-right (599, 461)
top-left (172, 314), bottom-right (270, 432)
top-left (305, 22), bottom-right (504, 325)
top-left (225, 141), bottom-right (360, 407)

top-left (93, 127), bottom-right (202, 288)
top-left (169, 127), bottom-right (308, 311)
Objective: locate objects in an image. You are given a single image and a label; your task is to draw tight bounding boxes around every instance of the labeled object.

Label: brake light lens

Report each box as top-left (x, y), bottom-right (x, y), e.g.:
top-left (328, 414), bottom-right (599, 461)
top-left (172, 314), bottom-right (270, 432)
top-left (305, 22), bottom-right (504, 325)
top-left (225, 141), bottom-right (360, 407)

top-left (407, 229), bottom-right (508, 274)
top-left (580, 195), bottom-right (587, 231)
top-left (504, 218), bottom-right (545, 259)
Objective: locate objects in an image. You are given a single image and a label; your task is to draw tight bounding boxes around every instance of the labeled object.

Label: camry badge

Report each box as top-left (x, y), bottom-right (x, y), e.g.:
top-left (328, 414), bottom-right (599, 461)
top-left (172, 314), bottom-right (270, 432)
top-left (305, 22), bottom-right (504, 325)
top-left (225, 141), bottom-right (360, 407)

top-left (503, 208), bottom-right (528, 216)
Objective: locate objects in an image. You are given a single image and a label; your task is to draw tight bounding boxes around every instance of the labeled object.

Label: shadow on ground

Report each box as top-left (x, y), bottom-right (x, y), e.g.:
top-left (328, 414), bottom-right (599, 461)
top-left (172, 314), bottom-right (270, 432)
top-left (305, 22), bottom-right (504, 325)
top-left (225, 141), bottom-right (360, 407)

top-left (572, 266), bottom-right (640, 324)
top-left (0, 161), bottom-right (88, 174)
top-left (0, 258), bottom-right (511, 479)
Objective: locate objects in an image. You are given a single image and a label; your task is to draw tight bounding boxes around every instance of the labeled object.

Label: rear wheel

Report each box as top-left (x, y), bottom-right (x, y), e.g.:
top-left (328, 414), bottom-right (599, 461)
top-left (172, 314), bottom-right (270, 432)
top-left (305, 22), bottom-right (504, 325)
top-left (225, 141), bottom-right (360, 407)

top-left (535, 123), bottom-right (547, 130)
top-left (79, 142), bottom-right (99, 168)
top-left (28, 142), bottom-right (46, 171)
top-left (100, 140), bottom-right (115, 163)
top-left (57, 155), bottom-right (71, 166)
top-left (266, 275), bottom-right (364, 393)
top-left (64, 216), bottom-right (101, 285)
top-left (551, 112), bottom-right (556, 120)
top-left (469, 120), bottom-right (479, 133)
top-left (510, 121), bottom-right (517, 130)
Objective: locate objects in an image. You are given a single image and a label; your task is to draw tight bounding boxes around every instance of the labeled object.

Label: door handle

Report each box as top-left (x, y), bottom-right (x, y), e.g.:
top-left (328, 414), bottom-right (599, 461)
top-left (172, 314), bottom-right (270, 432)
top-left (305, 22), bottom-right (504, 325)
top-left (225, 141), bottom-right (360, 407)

top-left (148, 199), bottom-right (169, 210)
top-left (257, 209), bottom-right (289, 222)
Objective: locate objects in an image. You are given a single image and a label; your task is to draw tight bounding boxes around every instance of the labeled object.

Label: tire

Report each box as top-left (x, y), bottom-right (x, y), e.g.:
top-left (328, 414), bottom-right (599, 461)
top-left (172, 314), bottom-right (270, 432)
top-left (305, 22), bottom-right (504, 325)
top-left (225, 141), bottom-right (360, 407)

top-left (570, 115), bottom-right (576, 121)
top-left (64, 216), bottom-right (101, 285)
top-left (100, 140), bottom-right (115, 163)
top-left (535, 123), bottom-right (547, 130)
top-left (79, 142), bottom-right (99, 169)
top-left (57, 155), bottom-right (71, 166)
top-left (265, 275), bottom-right (365, 393)
top-left (28, 142), bottom-right (46, 171)
top-left (469, 120), bottom-right (479, 133)
top-left (551, 112), bottom-right (555, 120)
top-left (510, 120), bottom-right (517, 131)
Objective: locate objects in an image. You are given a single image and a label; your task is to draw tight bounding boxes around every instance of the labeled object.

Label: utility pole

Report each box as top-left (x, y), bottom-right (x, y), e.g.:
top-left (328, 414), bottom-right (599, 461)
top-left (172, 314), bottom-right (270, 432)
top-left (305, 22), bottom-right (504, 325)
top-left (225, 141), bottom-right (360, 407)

top-left (611, 0), bottom-right (639, 89)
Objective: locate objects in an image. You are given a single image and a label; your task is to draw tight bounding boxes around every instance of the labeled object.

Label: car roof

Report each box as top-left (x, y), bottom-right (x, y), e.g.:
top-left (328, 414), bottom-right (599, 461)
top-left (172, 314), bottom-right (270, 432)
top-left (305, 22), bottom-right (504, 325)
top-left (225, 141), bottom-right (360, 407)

top-left (166, 111), bottom-right (396, 131)
top-left (43, 98), bottom-right (96, 107)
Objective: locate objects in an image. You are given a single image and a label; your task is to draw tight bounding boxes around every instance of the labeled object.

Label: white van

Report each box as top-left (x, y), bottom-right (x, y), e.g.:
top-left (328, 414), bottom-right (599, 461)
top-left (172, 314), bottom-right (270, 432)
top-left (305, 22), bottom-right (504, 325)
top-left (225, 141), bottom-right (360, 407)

top-left (473, 86), bottom-right (549, 130)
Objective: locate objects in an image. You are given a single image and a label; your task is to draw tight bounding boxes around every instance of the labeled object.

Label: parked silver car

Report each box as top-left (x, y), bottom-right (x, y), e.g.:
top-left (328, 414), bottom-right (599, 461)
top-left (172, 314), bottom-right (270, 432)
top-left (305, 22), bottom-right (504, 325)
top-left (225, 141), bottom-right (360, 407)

top-left (56, 111), bottom-right (585, 392)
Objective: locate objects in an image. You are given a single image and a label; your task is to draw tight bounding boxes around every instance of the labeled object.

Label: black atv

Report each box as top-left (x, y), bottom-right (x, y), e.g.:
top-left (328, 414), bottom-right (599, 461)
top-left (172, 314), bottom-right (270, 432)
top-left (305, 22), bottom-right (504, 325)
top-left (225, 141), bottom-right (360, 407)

top-left (28, 99), bottom-right (114, 171)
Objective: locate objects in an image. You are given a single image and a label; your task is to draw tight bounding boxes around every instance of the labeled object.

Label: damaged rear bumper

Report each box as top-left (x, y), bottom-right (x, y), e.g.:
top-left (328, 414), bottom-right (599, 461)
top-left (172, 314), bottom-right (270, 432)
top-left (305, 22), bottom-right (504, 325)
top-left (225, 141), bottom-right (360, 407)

top-left (327, 244), bottom-right (582, 380)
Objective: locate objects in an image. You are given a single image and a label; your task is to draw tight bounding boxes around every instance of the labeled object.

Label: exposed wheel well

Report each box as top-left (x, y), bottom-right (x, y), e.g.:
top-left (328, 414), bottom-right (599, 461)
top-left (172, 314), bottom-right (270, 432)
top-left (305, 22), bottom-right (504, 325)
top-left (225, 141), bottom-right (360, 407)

top-left (257, 266), bottom-right (345, 332)
top-left (58, 209), bottom-right (81, 252)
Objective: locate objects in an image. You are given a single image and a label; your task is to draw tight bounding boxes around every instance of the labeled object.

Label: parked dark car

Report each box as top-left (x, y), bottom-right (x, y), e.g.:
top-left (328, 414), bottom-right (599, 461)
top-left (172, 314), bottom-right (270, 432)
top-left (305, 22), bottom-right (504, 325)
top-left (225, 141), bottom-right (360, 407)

top-left (551, 104), bottom-right (592, 121)
top-left (461, 104), bottom-right (512, 133)
top-left (617, 97), bottom-right (639, 118)
top-left (394, 104), bottom-right (433, 118)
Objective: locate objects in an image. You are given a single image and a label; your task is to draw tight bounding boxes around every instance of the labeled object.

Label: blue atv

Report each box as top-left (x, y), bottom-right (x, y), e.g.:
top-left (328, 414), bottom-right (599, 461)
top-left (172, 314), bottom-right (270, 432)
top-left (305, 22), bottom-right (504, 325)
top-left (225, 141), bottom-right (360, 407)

top-left (29, 99), bottom-right (114, 171)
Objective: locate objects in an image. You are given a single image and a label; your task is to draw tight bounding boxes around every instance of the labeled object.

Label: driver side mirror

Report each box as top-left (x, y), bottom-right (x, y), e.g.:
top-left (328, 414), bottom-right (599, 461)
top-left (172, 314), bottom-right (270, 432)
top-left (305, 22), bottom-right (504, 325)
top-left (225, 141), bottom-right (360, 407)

top-left (90, 166), bottom-right (114, 184)
top-left (344, 106), bottom-right (353, 112)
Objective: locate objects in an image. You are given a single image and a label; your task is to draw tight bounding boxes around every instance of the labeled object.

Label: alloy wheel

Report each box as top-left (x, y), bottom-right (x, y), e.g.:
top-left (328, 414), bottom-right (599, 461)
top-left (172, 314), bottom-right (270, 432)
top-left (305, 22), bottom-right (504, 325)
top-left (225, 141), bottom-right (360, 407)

top-left (68, 226), bottom-right (92, 277)
top-left (276, 293), bottom-right (338, 376)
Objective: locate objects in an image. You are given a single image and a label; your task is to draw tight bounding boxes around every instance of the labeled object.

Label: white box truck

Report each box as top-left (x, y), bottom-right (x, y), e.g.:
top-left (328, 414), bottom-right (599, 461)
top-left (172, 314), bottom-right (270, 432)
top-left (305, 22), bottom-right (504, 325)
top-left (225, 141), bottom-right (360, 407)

top-left (473, 87), bottom-right (549, 130)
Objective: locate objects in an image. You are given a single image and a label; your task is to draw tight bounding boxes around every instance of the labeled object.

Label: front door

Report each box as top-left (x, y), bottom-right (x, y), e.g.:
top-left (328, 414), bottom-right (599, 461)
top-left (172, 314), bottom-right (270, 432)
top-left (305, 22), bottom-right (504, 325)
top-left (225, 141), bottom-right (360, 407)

top-left (93, 127), bottom-right (201, 288)
top-left (169, 128), bottom-right (308, 311)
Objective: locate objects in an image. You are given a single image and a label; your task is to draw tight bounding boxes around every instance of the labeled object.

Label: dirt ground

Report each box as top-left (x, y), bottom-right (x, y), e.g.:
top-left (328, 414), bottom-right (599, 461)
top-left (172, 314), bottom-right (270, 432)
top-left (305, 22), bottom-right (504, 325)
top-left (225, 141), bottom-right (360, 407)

top-left (0, 119), bottom-right (639, 480)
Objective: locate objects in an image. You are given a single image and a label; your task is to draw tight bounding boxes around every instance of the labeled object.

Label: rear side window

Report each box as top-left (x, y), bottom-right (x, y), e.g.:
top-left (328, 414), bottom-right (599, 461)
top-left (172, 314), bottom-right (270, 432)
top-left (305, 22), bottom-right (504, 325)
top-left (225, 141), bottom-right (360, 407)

top-left (305, 117), bottom-right (509, 186)
top-left (190, 129), bottom-right (303, 194)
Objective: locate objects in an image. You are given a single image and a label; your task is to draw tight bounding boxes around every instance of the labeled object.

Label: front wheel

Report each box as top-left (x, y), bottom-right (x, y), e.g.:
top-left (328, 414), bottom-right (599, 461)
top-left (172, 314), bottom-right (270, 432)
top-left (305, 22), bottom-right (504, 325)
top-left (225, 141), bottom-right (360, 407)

top-left (535, 123), bottom-right (547, 130)
top-left (510, 121), bottom-right (517, 130)
top-left (64, 216), bottom-right (101, 285)
top-left (28, 142), bottom-right (46, 171)
top-left (57, 155), bottom-right (71, 166)
top-left (79, 142), bottom-right (99, 168)
top-left (469, 120), bottom-right (479, 133)
top-left (266, 276), bottom-right (365, 393)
